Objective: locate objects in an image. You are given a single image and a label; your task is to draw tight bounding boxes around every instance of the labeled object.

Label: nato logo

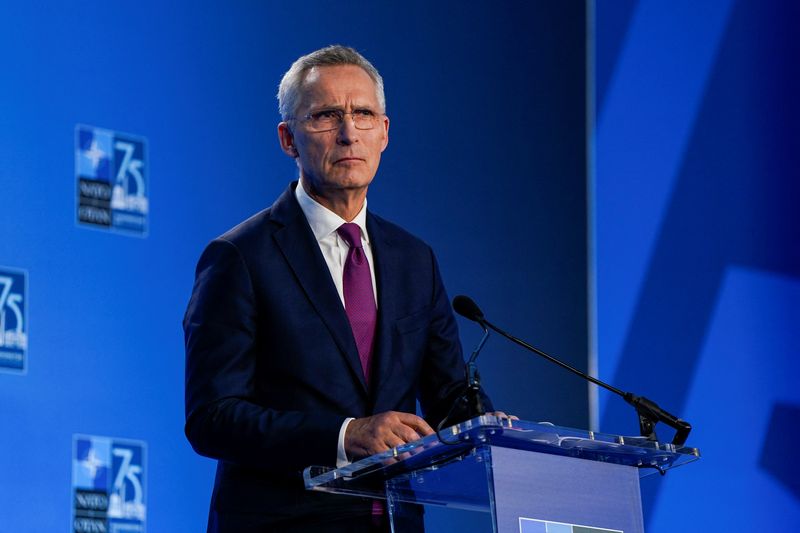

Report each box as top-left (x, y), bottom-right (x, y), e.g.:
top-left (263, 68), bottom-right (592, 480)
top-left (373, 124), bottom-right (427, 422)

top-left (75, 125), bottom-right (148, 236)
top-left (519, 518), bottom-right (622, 533)
top-left (72, 435), bottom-right (147, 533)
top-left (0, 266), bottom-right (28, 373)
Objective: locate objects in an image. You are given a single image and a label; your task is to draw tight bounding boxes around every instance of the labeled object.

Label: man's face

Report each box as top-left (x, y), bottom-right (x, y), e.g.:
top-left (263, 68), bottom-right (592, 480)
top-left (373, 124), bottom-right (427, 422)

top-left (279, 65), bottom-right (389, 197)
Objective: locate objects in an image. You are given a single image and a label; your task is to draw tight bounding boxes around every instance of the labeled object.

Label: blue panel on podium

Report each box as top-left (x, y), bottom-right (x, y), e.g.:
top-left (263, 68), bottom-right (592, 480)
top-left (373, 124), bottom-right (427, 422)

top-left (492, 446), bottom-right (642, 533)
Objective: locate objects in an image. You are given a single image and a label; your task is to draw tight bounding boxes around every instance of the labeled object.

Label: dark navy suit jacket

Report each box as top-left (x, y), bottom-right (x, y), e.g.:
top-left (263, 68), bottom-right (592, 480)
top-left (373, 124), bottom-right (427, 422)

top-left (183, 182), bottom-right (485, 528)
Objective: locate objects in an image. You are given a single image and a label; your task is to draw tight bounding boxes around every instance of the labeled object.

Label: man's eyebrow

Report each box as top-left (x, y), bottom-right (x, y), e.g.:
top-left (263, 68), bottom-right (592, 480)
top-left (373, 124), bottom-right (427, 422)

top-left (305, 104), bottom-right (344, 113)
top-left (308, 103), bottom-right (378, 111)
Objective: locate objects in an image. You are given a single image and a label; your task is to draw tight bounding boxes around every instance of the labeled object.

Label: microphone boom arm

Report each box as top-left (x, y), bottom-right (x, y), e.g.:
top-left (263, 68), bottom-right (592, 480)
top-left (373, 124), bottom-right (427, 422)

top-left (465, 325), bottom-right (490, 417)
top-left (479, 316), bottom-right (692, 447)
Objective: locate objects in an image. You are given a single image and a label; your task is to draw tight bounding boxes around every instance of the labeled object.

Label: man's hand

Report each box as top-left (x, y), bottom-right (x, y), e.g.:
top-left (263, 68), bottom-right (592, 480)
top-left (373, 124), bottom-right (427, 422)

top-left (345, 411), bottom-right (434, 460)
top-left (488, 411), bottom-right (519, 421)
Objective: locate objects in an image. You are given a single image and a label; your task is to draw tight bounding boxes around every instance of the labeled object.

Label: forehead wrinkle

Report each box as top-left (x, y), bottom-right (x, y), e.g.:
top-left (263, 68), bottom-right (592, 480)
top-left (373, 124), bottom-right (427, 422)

top-left (296, 65), bottom-right (381, 114)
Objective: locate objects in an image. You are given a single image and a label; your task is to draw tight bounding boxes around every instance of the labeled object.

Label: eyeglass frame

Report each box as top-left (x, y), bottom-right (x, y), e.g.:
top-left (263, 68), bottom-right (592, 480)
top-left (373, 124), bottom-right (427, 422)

top-left (286, 108), bottom-right (386, 132)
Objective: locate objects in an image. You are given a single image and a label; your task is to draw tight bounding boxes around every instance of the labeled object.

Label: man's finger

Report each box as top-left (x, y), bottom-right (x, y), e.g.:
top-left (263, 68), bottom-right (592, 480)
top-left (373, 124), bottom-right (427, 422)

top-left (394, 412), bottom-right (434, 436)
top-left (391, 425), bottom-right (422, 444)
top-left (383, 434), bottom-right (407, 451)
top-left (488, 411), bottom-right (519, 421)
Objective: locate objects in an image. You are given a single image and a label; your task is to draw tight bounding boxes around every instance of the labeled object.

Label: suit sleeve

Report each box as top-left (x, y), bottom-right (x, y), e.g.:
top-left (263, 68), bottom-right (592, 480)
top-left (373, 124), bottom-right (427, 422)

top-left (183, 239), bottom-right (344, 474)
top-left (417, 249), bottom-right (494, 427)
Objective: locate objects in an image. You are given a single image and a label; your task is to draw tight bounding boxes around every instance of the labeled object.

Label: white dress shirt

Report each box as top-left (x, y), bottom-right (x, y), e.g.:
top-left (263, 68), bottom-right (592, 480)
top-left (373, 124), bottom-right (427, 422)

top-left (294, 180), bottom-right (376, 467)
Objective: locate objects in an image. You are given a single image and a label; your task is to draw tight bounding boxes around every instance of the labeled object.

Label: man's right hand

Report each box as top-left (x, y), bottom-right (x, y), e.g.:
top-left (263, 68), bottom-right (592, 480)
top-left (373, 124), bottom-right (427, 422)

top-left (344, 411), bottom-right (434, 461)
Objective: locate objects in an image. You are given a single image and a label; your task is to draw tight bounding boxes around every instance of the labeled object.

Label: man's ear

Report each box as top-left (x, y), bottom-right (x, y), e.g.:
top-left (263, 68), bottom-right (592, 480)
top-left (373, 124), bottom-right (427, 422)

top-left (380, 115), bottom-right (390, 152)
top-left (277, 122), bottom-right (299, 158)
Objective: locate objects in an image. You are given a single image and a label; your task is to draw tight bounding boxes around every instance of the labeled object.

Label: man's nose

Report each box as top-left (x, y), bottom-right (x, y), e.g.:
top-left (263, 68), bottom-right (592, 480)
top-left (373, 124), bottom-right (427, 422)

top-left (336, 115), bottom-right (359, 144)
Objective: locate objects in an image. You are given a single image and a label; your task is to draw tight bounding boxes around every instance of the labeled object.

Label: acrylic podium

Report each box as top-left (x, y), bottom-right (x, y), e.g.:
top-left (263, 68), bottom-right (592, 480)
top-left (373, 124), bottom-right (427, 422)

top-left (304, 415), bottom-right (700, 533)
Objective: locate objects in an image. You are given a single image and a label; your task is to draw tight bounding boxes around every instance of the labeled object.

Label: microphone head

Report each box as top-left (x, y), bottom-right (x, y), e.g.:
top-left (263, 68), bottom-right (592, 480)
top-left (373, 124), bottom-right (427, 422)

top-left (452, 295), bottom-right (485, 323)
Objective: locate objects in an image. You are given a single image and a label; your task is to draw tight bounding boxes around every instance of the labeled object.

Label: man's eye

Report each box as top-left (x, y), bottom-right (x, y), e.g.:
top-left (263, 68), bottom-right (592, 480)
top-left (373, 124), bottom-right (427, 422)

top-left (353, 109), bottom-right (376, 117)
top-left (313, 110), bottom-right (340, 120)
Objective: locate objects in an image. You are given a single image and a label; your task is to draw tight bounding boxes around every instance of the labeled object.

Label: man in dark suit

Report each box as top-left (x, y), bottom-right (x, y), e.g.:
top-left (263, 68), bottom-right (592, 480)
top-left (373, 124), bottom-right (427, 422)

top-left (184, 45), bottom-right (491, 532)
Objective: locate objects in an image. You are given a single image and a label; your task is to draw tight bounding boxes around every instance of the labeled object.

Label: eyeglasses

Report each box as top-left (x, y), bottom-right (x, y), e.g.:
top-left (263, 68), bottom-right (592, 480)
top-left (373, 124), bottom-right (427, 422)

top-left (288, 109), bottom-right (384, 132)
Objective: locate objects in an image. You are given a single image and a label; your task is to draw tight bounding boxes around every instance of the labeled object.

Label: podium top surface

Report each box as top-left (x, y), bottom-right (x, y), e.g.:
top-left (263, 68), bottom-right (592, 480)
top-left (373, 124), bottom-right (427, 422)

top-left (304, 415), bottom-right (700, 495)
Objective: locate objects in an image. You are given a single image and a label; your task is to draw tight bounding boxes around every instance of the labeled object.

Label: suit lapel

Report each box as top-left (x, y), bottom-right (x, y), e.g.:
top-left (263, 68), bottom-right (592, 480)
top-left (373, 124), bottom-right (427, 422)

top-left (368, 214), bottom-right (402, 409)
top-left (270, 184), bottom-right (368, 395)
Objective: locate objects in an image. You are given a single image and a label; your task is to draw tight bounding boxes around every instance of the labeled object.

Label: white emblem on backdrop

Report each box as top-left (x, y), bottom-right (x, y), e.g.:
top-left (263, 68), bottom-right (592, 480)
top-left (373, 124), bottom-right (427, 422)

top-left (72, 435), bottom-right (147, 533)
top-left (75, 125), bottom-right (148, 236)
top-left (0, 267), bottom-right (27, 373)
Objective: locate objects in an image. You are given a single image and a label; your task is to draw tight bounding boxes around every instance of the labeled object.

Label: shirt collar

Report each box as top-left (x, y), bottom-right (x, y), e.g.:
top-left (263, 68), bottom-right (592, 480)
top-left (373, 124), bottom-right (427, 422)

top-left (295, 179), bottom-right (370, 243)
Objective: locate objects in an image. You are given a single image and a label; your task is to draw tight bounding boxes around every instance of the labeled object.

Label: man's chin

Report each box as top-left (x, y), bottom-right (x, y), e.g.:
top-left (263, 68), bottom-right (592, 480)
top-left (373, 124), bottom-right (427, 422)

top-left (324, 175), bottom-right (374, 191)
top-left (302, 166), bottom-right (375, 187)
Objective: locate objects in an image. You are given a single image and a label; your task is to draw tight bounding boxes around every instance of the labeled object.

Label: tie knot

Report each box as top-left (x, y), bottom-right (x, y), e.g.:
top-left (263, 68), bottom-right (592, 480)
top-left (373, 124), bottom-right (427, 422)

top-left (337, 223), bottom-right (363, 249)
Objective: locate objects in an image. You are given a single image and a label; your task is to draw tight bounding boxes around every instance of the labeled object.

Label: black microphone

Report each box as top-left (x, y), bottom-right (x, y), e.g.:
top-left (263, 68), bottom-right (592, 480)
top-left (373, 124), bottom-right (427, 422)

top-left (453, 294), bottom-right (490, 419)
top-left (453, 295), bottom-right (485, 323)
top-left (452, 295), bottom-right (692, 447)
top-left (434, 297), bottom-right (490, 440)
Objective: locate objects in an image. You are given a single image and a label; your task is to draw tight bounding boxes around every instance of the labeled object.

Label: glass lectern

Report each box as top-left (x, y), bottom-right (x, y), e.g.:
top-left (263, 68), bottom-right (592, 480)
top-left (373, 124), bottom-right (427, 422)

top-left (304, 415), bottom-right (700, 533)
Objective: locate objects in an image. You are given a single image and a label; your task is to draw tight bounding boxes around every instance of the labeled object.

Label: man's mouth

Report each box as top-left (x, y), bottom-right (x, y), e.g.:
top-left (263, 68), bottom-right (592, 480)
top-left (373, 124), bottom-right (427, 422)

top-left (333, 157), bottom-right (364, 164)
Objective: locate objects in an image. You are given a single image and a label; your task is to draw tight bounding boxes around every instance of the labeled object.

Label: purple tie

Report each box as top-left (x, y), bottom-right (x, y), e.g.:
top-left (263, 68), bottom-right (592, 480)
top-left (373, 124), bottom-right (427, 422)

top-left (337, 223), bottom-right (377, 384)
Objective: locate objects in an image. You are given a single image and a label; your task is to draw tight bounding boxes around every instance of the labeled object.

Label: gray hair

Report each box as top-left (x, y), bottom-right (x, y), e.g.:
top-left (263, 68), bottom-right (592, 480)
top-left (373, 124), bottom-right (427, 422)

top-left (277, 45), bottom-right (386, 120)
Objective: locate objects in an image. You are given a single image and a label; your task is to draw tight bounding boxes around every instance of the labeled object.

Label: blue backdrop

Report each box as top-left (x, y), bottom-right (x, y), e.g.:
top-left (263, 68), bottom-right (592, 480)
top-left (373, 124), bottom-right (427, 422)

top-left (595, 0), bottom-right (800, 530)
top-left (0, 1), bottom-right (587, 531)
